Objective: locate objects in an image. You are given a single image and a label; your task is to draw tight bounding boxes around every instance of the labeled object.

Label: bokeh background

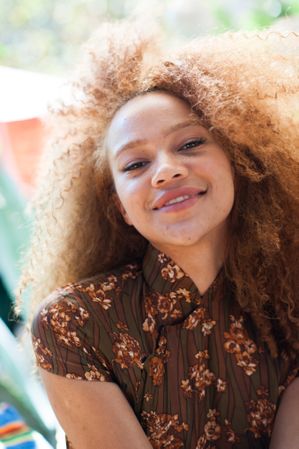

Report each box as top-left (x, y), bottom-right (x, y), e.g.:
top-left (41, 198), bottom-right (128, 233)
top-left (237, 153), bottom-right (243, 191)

top-left (0, 1), bottom-right (299, 448)
top-left (1, 0), bottom-right (299, 74)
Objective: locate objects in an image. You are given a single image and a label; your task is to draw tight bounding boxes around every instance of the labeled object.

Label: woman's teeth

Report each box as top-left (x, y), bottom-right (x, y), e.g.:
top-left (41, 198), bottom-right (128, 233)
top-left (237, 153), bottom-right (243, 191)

top-left (164, 195), bottom-right (191, 206)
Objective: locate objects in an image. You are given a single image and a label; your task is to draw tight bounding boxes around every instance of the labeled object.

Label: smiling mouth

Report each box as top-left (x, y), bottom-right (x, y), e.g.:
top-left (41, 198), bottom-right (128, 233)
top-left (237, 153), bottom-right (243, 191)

top-left (154, 191), bottom-right (207, 210)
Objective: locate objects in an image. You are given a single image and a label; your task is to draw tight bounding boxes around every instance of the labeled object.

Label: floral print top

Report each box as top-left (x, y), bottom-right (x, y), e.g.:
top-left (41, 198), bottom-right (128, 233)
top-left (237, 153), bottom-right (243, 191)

top-left (31, 244), bottom-right (298, 449)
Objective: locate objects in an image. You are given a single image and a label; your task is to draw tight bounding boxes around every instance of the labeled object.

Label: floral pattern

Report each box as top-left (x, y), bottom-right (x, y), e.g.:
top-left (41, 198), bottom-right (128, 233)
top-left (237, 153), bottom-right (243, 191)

top-left (75, 276), bottom-right (117, 310)
top-left (41, 299), bottom-right (89, 348)
top-left (144, 393), bottom-right (153, 402)
top-left (224, 315), bottom-right (258, 376)
top-left (142, 288), bottom-right (194, 333)
top-left (32, 336), bottom-right (53, 371)
top-left (216, 378), bottom-right (227, 393)
top-left (247, 387), bottom-right (276, 438)
top-left (142, 291), bottom-right (184, 332)
top-left (112, 332), bottom-right (145, 369)
top-left (116, 321), bottom-right (129, 331)
top-left (157, 252), bottom-right (185, 283)
top-left (181, 350), bottom-right (216, 399)
top-left (32, 244), bottom-right (297, 449)
top-left (224, 419), bottom-right (239, 444)
top-left (183, 305), bottom-right (216, 336)
top-left (84, 364), bottom-right (108, 381)
top-left (120, 264), bottom-right (139, 280)
top-left (149, 336), bottom-right (170, 386)
top-left (141, 411), bottom-right (189, 449)
top-left (195, 409), bottom-right (221, 448)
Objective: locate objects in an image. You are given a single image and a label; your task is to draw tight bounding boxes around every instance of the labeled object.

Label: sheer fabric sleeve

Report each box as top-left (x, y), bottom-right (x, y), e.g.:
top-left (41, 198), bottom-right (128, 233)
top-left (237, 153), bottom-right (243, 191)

top-left (31, 288), bottom-right (114, 382)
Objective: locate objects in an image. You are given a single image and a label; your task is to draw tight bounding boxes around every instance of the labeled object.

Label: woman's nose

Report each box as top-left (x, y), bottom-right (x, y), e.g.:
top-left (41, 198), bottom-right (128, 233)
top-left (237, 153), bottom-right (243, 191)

top-left (151, 158), bottom-right (188, 187)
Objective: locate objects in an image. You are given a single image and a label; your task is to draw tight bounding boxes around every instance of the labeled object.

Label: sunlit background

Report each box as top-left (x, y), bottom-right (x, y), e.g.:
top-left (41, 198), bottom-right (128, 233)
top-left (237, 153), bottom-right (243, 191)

top-left (1, 0), bottom-right (299, 73)
top-left (0, 1), bottom-right (299, 448)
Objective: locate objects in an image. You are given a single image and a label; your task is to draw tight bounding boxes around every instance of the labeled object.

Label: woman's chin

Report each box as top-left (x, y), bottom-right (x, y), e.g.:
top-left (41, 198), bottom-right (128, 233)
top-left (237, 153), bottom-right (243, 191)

top-left (150, 233), bottom-right (205, 250)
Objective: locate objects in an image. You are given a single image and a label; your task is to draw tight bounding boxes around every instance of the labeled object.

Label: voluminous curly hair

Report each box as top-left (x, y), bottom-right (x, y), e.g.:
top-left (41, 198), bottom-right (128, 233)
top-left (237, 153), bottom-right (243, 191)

top-left (18, 20), bottom-right (299, 359)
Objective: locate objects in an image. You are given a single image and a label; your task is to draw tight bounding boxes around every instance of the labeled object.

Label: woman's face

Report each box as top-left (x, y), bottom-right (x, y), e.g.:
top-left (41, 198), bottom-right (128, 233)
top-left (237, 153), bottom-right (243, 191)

top-left (106, 91), bottom-right (235, 252)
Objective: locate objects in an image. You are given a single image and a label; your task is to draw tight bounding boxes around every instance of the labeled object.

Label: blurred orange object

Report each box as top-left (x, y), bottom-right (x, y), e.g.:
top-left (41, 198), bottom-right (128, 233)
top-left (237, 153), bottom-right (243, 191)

top-left (0, 66), bottom-right (62, 197)
top-left (0, 119), bottom-right (44, 197)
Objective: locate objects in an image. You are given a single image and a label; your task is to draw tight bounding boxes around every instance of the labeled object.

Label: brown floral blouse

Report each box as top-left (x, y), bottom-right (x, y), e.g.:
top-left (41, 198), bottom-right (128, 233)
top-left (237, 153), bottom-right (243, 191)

top-left (32, 244), bottom-right (298, 449)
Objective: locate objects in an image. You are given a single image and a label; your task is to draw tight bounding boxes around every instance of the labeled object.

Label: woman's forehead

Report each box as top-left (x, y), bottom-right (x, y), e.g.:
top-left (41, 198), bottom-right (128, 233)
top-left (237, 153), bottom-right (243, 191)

top-left (105, 91), bottom-right (201, 153)
top-left (112, 91), bottom-right (193, 123)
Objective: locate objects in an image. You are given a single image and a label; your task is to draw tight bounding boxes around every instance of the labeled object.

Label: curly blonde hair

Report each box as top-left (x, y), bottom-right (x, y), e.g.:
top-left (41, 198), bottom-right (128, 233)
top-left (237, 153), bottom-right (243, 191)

top-left (18, 21), bottom-right (299, 359)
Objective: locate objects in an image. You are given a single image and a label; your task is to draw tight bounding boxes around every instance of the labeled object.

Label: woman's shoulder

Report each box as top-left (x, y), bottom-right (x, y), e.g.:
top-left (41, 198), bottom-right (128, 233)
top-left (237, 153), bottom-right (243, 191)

top-left (31, 261), bottom-right (144, 378)
top-left (34, 261), bottom-right (143, 319)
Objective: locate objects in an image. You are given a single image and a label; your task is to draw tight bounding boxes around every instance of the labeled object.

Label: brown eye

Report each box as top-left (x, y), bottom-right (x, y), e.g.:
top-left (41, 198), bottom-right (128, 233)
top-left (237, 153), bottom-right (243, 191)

top-left (179, 138), bottom-right (206, 151)
top-left (123, 161), bottom-right (148, 172)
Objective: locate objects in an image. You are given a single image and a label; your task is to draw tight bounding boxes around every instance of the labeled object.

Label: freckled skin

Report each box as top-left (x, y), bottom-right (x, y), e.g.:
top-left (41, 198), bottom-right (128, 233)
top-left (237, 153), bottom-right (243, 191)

top-left (106, 92), bottom-right (235, 256)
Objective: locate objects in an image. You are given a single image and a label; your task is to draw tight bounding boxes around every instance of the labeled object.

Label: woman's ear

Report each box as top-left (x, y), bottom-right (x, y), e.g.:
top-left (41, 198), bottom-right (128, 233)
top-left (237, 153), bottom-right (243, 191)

top-left (112, 193), bottom-right (133, 226)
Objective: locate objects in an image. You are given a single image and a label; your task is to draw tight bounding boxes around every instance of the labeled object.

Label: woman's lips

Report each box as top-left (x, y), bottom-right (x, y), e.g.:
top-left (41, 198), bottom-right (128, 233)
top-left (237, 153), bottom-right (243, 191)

top-left (158, 192), bottom-right (206, 213)
top-left (152, 187), bottom-right (207, 211)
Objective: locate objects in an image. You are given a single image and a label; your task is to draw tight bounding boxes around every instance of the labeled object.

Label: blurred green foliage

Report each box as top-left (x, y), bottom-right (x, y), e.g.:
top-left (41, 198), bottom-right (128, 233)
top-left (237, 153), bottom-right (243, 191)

top-left (0, 0), bottom-right (299, 75)
top-left (0, 173), bottom-right (56, 445)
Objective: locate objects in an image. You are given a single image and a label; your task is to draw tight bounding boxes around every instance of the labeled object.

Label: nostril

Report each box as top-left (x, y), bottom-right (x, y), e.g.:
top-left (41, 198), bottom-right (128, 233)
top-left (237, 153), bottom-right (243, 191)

top-left (153, 169), bottom-right (184, 186)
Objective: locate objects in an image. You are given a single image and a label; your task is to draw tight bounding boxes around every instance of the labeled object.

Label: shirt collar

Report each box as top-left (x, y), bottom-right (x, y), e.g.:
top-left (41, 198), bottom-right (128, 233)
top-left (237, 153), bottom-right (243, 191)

top-left (142, 243), bottom-right (223, 304)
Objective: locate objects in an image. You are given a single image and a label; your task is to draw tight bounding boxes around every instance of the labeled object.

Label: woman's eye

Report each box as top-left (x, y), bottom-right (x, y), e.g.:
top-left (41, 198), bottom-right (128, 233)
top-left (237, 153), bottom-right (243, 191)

top-left (123, 161), bottom-right (148, 172)
top-left (180, 138), bottom-right (206, 151)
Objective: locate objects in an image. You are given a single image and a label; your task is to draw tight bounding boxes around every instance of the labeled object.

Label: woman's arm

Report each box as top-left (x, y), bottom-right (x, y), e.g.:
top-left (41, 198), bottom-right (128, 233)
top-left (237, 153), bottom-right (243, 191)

top-left (40, 369), bottom-right (153, 449)
top-left (270, 377), bottom-right (299, 449)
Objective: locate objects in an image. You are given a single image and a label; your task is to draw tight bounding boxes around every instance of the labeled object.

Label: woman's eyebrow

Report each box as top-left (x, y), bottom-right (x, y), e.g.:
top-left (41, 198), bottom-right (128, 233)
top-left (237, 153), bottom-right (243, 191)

top-left (115, 139), bottom-right (148, 158)
top-left (115, 119), bottom-right (202, 158)
top-left (164, 118), bottom-right (202, 137)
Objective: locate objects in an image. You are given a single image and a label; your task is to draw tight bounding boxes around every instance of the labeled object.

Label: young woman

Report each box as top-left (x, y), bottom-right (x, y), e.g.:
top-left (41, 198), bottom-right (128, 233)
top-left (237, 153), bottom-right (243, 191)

top-left (19, 22), bottom-right (299, 449)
